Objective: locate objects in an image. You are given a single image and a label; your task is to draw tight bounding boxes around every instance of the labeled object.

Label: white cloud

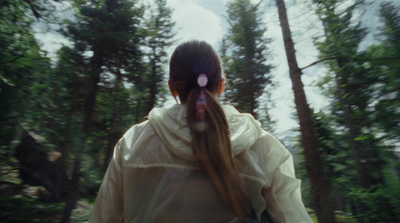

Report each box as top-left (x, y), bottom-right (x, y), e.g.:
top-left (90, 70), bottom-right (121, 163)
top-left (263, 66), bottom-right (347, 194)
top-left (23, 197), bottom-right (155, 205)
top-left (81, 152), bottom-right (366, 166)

top-left (169, 1), bottom-right (223, 48)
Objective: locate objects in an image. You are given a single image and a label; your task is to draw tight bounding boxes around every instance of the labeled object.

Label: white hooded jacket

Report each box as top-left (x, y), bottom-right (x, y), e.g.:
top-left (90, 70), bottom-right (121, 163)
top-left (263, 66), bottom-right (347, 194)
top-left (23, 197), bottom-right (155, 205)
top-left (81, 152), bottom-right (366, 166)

top-left (89, 104), bottom-right (312, 223)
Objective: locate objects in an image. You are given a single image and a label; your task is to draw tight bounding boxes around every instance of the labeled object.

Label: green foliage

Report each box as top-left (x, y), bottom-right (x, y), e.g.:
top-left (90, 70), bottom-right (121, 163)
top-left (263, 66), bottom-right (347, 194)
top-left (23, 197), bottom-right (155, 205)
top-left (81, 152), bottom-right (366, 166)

top-left (296, 110), bottom-right (356, 213)
top-left (0, 1), bottom-right (33, 81)
top-left (0, 195), bottom-right (92, 223)
top-left (2, 0), bottom-right (400, 222)
top-left (66, 0), bottom-right (145, 72)
top-left (311, 0), bottom-right (400, 221)
top-left (0, 0), bottom-right (55, 158)
top-left (347, 182), bottom-right (400, 222)
top-left (0, 195), bottom-right (64, 223)
top-left (222, 0), bottom-right (274, 119)
top-left (134, 0), bottom-right (176, 119)
top-left (364, 2), bottom-right (400, 145)
top-left (1, 0), bottom-right (175, 221)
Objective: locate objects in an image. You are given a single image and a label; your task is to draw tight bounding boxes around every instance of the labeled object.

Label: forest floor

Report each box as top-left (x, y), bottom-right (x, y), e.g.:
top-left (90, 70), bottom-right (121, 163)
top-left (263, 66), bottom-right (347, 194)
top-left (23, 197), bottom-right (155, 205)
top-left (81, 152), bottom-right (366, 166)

top-left (0, 159), bottom-right (92, 223)
top-left (0, 192), bottom-right (92, 223)
top-left (0, 195), bottom-right (64, 223)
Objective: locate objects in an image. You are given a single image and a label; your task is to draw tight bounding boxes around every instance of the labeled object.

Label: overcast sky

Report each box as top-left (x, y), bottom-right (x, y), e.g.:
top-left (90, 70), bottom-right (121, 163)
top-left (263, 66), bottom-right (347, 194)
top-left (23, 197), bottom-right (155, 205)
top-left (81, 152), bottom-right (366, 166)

top-left (162, 0), bottom-right (400, 135)
top-left (34, 0), bottom-right (400, 135)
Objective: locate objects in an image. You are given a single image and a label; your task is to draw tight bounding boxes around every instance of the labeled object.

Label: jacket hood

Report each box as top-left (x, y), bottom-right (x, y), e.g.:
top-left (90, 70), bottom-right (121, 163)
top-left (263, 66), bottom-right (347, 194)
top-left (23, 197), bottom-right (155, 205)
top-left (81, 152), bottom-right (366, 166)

top-left (148, 104), bottom-right (262, 161)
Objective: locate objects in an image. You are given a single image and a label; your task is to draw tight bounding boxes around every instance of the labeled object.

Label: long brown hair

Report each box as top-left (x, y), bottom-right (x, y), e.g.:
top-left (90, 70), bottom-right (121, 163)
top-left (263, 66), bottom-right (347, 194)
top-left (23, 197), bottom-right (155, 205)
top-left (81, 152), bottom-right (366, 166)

top-left (169, 40), bottom-right (251, 219)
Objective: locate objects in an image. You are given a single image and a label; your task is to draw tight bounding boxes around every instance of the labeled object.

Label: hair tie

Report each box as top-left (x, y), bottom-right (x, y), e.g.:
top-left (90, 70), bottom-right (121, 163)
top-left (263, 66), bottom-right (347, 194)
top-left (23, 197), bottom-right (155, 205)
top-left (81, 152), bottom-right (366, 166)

top-left (196, 92), bottom-right (207, 119)
top-left (195, 90), bottom-right (208, 131)
top-left (197, 73), bottom-right (208, 87)
top-left (196, 74), bottom-right (208, 120)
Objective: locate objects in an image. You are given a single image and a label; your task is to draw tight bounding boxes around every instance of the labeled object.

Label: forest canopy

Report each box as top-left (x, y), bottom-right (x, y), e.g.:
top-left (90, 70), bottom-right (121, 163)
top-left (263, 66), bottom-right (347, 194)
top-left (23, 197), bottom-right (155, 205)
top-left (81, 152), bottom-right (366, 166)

top-left (0, 0), bottom-right (399, 223)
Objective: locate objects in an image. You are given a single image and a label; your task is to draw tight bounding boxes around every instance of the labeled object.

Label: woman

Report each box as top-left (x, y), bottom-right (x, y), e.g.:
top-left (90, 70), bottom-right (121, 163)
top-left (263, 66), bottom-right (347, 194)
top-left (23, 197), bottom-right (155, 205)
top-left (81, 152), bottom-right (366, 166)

top-left (89, 40), bottom-right (312, 223)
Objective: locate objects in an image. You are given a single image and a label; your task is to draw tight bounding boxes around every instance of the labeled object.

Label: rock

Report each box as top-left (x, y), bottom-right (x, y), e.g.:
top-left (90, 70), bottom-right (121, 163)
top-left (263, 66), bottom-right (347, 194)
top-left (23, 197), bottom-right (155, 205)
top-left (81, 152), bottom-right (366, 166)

top-left (15, 131), bottom-right (69, 202)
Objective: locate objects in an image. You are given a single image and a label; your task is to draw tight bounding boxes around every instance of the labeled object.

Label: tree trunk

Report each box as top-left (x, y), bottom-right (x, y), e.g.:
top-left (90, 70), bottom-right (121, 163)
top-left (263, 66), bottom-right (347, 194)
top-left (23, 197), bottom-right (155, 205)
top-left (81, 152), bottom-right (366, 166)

top-left (60, 54), bottom-right (102, 223)
top-left (275, 0), bottom-right (336, 222)
top-left (103, 71), bottom-right (124, 171)
top-left (149, 47), bottom-right (157, 113)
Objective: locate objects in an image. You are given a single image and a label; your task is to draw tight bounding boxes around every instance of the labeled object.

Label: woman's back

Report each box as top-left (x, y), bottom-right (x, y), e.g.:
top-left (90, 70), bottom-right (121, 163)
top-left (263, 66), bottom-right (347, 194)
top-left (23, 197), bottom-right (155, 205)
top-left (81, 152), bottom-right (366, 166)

top-left (89, 40), bottom-right (312, 223)
top-left (89, 104), bottom-right (311, 222)
top-left (126, 165), bottom-right (241, 222)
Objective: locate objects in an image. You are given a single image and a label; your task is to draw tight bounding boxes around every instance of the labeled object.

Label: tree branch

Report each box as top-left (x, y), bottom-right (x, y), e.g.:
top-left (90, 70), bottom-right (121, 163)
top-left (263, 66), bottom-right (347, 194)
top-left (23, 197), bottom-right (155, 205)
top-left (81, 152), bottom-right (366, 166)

top-left (24, 0), bottom-right (42, 19)
top-left (299, 55), bottom-right (400, 71)
top-left (299, 56), bottom-right (337, 70)
top-left (251, 0), bottom-right (262, 12)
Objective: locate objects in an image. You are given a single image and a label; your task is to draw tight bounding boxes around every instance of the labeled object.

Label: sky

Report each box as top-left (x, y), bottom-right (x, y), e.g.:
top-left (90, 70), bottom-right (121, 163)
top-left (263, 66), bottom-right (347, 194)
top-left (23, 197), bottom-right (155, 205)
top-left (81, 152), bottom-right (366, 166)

top-left (34, 0), bottom-right (400, 135)
top-left (161, 0), bottom-right (400, 135)
top-left (163, 0), bottom-right (331, 134)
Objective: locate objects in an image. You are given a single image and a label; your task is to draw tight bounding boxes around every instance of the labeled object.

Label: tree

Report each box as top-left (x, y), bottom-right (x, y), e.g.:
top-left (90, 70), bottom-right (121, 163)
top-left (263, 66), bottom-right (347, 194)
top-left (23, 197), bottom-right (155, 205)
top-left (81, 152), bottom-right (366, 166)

top-left (59, 0), bottom-right (145, 221)
top-left (275, 0), bottom-right (336, 222)
top-left (313, 110), bottom-right (355, 213)
top-left (367, 2), bottom-right (400, 146)
top-left (141, 0), bottom-right (175, 115)
top-left (222, 0), bottom-right (273, 118)
top-left (313, 0), bottom-right (400, 221)
top-left (361, 3), bottom-right (400, 220)
top-left (312, 0), bottom-right (371, 190)
top-left (0, 0), bottom-right (52, 158)
top-left (131, 0), bottom-right (175, 123)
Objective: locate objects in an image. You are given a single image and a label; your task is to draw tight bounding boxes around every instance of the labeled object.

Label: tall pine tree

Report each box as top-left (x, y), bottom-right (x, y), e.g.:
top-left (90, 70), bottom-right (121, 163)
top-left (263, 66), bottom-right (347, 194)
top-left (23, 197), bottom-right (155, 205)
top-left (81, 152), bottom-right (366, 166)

top-left (136, 0), bottom-right (175, 120)
top-left (367, 2), bottom-right (400, 147)
top-left (222, 0), bottom-right (273, 119)
top-left (313, 0), bottom-right (399, 221)
top-left (275, 0), bottom-right (336, 222)
top-left (59, 0), bottom-right (145, 221)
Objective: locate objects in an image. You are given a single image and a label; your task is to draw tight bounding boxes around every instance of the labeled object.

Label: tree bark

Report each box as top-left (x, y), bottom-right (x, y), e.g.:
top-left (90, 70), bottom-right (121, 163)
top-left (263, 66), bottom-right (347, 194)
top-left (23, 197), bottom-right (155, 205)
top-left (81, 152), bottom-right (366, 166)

top-left (275, 0), bottom-right (336, 222)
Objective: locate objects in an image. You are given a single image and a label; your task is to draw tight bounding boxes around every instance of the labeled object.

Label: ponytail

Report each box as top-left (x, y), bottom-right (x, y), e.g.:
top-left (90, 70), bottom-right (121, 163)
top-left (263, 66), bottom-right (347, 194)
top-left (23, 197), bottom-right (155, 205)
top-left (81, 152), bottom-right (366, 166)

top-left (186, 87), bottom-right (251, 220)
top-left (169, 40), bottom-right (251, 220)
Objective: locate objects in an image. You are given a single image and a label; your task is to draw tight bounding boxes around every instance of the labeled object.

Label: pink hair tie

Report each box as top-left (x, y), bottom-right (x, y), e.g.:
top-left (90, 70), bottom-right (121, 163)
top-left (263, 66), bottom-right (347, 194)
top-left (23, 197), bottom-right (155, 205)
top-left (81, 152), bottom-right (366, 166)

top-left (197, 73), bottom-right (208, 87)
top-left (195, 74), bottom-right (208, 120)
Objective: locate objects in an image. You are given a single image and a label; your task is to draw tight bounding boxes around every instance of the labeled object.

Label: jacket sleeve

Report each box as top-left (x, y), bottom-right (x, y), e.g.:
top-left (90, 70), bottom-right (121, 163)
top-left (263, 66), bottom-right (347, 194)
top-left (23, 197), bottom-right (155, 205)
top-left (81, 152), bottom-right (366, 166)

top-left (89, 140), bottom-right (124, 223)
top-left (260, 132), bottom-right (312, 223)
